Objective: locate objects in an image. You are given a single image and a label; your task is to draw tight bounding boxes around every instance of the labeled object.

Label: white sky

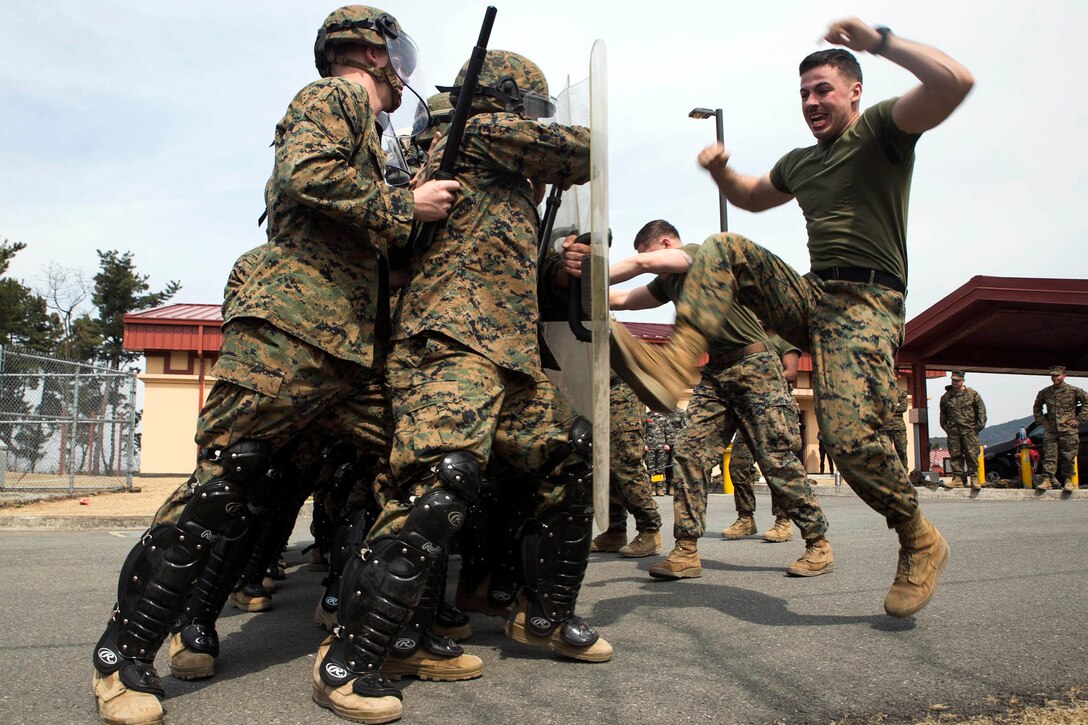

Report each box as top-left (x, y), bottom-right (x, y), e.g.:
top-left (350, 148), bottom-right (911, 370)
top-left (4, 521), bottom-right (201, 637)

top-left (2, 1), bottom-right (1086, 430)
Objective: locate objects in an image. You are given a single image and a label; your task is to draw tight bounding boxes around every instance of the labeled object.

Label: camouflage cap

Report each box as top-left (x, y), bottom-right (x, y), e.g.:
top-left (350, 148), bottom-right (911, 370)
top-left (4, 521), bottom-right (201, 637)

top-left (950, 370), bottom-right (965, 380)
top-left (1049, 365), bottom-right (1066, 376)
top-left (445, 50), bottom-right (555, 119)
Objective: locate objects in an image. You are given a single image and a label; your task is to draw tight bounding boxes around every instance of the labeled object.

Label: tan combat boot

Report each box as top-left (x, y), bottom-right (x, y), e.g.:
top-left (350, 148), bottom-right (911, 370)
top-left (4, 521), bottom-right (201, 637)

top-left (610, 322), bottom-right (705, 413)
top-left (314, 600), bottom-right (337, 631)
top-left (618, 530), bottom-right (662, 558)
top-left (589, 528), bottom-right (627, 553)
top-left (762, 516), bottom-right (794, 543)
top-left (381, 650), bottom-right (483, 682)
top-left (307, 548), bottom-right (330, 572)
top-left (1062, 480), bottom-right (1077, 492)
top-left (93, 670), bottom-right (164, 725)
top-left (648, 537), bottom-right (702, 579)
top-left (311, 636), bottom-right (402, 725)
top-left (167, 631), bottom-right (214, 680)
top-left (884, 510), bottom-right (950, 618)
top-left (1035, 478), bottom-right (1056, 491)
top-left (944, 477), bottom-right (964, 488)
top-left (720, 515), bottom-right (756, 539)
top-left (503, 594), bottom-right (613, 663)
top-left (785, 537), bottom-right (834, 577)
top-left (229, 587), bottom-right (272, 612)
top-left (967, 475), bottom-right (982, 490)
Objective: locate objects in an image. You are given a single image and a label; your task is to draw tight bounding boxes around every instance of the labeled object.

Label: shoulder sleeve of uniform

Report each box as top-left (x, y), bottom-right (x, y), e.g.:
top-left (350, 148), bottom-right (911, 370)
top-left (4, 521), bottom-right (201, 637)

top-left (273, 79), bottom-right (412, 247)
top-left (645, 275), bottom-right (670, 303)
top-left (768, 149), bottom-right (798, 194)
top-left (463, 114), bottom-right (591, 188)
top-left (866, 97), bottom-right (921, 165)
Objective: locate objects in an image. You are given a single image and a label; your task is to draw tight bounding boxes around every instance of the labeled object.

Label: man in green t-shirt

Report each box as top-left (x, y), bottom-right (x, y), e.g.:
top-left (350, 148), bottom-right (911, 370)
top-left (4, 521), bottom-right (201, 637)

top-left (610, 219), bottom-right (832, 580)
top-left (610, 17), bottom-right (972, 618)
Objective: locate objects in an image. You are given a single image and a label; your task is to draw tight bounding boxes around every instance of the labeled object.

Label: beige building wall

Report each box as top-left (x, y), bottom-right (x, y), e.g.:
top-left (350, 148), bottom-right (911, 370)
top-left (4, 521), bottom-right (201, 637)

top-left (138, 354), bottom-right (216, 475)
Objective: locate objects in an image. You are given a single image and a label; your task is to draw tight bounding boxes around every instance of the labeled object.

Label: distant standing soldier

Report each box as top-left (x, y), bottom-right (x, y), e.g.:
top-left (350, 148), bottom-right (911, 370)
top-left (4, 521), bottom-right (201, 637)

top-left (881, 384), bottom-right (910, 469)
top-left (662, 408), bottom-right (687, 495)
top-left (590, 377), bottom-right (663, 557)
top-left (644, 411), bottom-right (668, 492)
top-left (1032, 366), bottom-right (1088, 491)
top-left (939, 371), bottom-right (986, 488)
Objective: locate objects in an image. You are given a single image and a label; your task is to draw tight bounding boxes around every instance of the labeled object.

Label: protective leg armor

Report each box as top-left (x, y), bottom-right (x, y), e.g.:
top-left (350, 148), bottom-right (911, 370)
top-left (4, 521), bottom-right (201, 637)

top-left (388, 550), bottom-right (463, 659)
top-left (318, 506), bottom-right (374, 625)
top-left (516, 419), bottom-right (598, 647)
top-left (92, 441), bottom-right (269, 694)
top-left (318, 454), bottom-right (478, 697)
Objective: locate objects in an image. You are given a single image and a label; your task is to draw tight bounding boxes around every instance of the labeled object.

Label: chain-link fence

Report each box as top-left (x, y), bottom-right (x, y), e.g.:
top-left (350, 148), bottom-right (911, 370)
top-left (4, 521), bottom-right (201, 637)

top-left (0, 345), bottom-right (137, 493)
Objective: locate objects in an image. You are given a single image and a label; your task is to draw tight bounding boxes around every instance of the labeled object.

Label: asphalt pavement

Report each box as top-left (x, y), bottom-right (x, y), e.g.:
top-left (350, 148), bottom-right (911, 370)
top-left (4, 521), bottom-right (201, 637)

top-left (1, 492), bottom-right (1085, 725)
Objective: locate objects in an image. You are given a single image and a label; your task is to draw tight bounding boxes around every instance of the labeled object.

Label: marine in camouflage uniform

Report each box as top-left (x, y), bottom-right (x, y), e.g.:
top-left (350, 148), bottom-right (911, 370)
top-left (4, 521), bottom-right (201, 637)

top-left (939, 371), bottom-right (986, 487)
top-left (367, 50), bottom-right (611, 688)
top-left (1032, 365), bottom-right (1088, 491)
top-left (589, 378), bottom-right (662, 557)
top-left (881, 384), bottom-right (910, 470)
top-left (644, 411), bottom-right (669, 492)
top-left (91, 9), bottom-right (460, 725)
top-left (661, 408), bottom-right (687, 494)
top-left (724, 334), bottom-right (801, 542)
top-left (610, 30), bottom-right (973, 617)
top-left (609, 222), bottom-right (831, 580)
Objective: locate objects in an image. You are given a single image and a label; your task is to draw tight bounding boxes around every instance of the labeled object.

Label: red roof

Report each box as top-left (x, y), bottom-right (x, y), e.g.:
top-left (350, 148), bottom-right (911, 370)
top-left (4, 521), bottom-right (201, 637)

top-left (126, 303), bottom-right (222, 324)
top-left (123, 303), bottom-right (223, 353)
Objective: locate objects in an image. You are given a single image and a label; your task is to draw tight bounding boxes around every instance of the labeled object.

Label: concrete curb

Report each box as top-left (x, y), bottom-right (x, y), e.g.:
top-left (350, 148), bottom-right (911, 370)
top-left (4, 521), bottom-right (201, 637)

top-left (0, 515), bottom-right (152, 531)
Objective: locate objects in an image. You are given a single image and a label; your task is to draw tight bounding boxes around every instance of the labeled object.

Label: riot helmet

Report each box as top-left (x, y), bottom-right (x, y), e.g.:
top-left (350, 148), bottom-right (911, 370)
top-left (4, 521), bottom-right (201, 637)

top-left (314, 6), bottom-right (420, 112)
top-left (440, 50), bottom-right (556, 120)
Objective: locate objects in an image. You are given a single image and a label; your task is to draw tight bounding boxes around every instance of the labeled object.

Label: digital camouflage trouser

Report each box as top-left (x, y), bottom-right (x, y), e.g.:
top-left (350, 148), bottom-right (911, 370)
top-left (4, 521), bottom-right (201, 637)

top-left (372, 333), bottom-right (584, 537)
top-left (676, 233), bottom-right (918, 527)
top-left (671, 350), bottom-right (827, 540)
top-left (607, 382), bottom-right (661, 533)
top-left (1041, 429), bottom-right (1078, 483)
top-left (728, 435), bottom-right (785, 518)
top-left (153, 318), bottom-right (391, 524)
top-left (945, 427), bottom-right (979, 480)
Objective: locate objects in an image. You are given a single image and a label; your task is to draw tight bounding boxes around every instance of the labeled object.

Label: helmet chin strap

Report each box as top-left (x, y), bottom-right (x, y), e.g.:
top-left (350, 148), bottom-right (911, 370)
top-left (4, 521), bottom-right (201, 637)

top-left (328, 52), bottom-right (404, 111)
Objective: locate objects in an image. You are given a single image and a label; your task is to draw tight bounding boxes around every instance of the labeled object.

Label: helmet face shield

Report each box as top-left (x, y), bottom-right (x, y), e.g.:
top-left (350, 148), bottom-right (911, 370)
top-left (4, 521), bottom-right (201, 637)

top-left (378, 115), bottom-right (413, 187)
top-left (386, 31), bottom-right (419, 86)
top-left (516, 91), bottom-right (557, 120)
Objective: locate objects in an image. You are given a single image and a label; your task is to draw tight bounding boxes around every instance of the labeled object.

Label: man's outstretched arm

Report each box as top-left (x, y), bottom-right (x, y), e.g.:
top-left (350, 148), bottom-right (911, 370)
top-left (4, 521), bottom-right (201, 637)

top-left (697, 144), bottom-right (793, 213)
top-left (609, 248), bottom-right (693, 284)
top-left (824, 17), bottom-right (974, 134)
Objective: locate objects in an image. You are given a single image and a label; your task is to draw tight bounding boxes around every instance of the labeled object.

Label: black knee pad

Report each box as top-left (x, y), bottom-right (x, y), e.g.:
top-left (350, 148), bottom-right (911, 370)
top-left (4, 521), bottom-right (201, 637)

top-left (399, 488), bottom-right (469, 554)
top-left (436, 452), bottom-right (482, 503)
top-left (569, 416), bottom-right (593, 460)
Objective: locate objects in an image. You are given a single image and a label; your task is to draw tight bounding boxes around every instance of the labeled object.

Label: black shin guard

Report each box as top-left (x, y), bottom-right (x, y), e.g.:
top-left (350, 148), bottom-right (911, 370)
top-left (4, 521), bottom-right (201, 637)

top-left (174, 517), bottom-right (258, 657)
top-left (94, 441), bottom-right (268, 687)
top-left (390, 551), bottom-right (462, 659)
top-left (319, 506), bottom-right (373, 621)
top-left (321, 476), bottom-right (473, 696)
top-left (518, 464), bottom-right (598, 648)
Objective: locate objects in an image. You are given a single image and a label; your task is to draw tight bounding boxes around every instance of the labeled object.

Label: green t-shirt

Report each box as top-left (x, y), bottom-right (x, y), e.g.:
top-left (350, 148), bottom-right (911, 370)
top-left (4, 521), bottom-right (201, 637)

top-left (768, 334), bottom-right (800, 359)
top-left (769, 98), bottom-right (920, 286)
top-left (646, 243), bottom-right (766, 354)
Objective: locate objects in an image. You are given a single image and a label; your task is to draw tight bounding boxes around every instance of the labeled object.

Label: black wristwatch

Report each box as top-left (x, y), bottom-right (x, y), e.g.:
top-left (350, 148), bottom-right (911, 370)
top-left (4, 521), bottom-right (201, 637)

top-left (872, 26), bottom-right (892, 55)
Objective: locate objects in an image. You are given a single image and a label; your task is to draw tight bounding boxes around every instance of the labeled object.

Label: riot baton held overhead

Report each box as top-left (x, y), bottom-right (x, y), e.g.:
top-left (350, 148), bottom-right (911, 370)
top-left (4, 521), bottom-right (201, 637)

top-left (415, 5), bottom-right (497, 252)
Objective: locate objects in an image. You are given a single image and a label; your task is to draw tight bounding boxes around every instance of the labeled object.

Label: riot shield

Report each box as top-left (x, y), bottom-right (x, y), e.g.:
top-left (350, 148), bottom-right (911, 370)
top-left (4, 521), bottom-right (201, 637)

top-left (539, 42), bottom-right (610, 530)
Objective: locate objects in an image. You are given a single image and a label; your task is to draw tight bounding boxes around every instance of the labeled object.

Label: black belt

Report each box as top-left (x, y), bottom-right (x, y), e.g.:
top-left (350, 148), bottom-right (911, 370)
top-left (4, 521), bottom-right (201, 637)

top-left (815, 266), bottom-right (905, 294)
top-left (707, 341), bottom-right (770, 368)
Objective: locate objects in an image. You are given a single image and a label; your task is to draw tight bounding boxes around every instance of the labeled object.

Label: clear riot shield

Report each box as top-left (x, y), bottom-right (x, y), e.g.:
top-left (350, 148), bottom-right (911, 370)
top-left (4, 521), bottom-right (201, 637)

top-left (540, 41), bottom-right (610, 531)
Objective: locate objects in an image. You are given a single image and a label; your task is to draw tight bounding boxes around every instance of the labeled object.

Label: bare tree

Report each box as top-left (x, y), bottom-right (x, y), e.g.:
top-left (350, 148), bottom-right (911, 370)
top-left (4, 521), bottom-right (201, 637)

top-left (38, 262), bottom-right (91, 341)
